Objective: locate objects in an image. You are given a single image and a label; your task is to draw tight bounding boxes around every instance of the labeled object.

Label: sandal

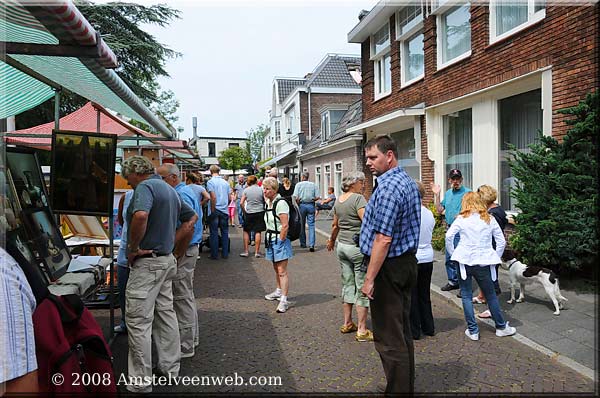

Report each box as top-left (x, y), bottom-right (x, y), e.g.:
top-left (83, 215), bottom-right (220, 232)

top-left (477, 310), bottom-right (492, 319)
top-left (339, 322), bottom-right (358, 333)
top-left (472, 297), bottom-right (486, 304)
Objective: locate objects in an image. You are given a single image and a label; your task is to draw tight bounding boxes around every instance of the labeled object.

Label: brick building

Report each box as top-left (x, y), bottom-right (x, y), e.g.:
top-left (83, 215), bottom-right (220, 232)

top-left (347, 0), bottom-right (598, 208)
top-left (263, 54), bottom-right (362, 183)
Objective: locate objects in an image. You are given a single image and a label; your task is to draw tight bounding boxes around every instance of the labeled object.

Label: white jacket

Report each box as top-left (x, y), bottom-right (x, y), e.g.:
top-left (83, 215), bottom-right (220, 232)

top-left (445, 212), bottom-right (506, 280)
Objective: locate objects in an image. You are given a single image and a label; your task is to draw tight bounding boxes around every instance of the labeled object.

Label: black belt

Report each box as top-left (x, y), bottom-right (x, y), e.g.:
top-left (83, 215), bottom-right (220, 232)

top-left (136, 252), bottom-right (169, 259)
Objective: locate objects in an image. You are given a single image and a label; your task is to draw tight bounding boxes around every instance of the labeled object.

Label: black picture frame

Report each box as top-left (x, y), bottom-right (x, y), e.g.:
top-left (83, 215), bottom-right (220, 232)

top-left (21, 208), bottom-right (71, 281)
top-left (51, 130), bottom-right (117, 216)
top-left (5, 147), bottom-right (51, 211)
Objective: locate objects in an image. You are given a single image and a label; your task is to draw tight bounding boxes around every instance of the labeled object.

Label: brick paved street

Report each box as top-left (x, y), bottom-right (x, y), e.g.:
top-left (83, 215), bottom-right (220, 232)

top-left (97, 227), bottom-right (595, 394)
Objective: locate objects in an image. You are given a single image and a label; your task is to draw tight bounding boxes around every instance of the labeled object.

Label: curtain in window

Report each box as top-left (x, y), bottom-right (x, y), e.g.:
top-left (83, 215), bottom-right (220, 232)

top-left (392, 128), bottom-right (420, 181)
top-left (378, 54), bottom-right (391, 93)
top-left (445, 108), bottom-right (472, 190)
top-left (499, 89), bottom-right (542, 210)
top-left (496, 1), bottom-right (527, 36)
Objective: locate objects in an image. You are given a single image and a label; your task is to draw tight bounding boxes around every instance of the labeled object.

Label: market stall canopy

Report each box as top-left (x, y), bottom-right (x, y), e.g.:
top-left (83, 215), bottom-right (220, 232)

top-left (0, 0), bottom-right (174, 138)
top-left (5, 101), bottom-right (187, 151)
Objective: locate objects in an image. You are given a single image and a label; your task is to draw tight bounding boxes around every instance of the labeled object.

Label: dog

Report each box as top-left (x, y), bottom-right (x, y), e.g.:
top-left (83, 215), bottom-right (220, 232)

top-left (500, 248), bottom-right (568, 316)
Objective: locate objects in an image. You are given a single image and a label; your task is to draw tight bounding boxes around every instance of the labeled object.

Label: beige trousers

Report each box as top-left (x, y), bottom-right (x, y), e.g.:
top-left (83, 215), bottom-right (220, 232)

top-left (173, 245), bottom-right (199, 358)
top-left (126, 254), bottom-right (180, 393)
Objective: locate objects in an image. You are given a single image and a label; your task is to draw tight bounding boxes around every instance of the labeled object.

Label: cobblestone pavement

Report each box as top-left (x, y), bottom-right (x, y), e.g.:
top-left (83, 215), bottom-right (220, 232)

top-left (95, 227), bottom-right (596, 394)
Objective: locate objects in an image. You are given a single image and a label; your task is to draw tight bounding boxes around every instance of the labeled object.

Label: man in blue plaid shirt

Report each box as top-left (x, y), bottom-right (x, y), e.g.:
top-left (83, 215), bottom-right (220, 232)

top-left (359, 135), bottom-right (421, 394)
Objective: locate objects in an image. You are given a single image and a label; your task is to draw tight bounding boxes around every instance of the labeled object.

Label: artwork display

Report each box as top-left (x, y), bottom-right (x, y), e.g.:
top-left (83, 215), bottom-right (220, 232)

top-left (62, 214), bottom-right (109, 239)
top-left (51, 130), bottom-right (117, 216)
top-left (5, 147), bottom-right (50, 211)
top-left (22, 208), bottom-right (71, 281)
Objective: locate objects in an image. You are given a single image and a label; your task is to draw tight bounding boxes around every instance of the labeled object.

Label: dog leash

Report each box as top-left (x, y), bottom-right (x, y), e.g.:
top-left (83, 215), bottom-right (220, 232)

top-left (507, 259), bottom-right (518, 269)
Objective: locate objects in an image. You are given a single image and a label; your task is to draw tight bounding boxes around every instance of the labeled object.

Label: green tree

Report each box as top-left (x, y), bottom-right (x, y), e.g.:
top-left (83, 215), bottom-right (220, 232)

top-left (16, 1), bottom-right (181, 130)
top-left (245, 124), bottom-right (269, 163)
top-left (218, 146), bottom-right (253, 174)
top-left (508, 92), bottom-right (598, 275)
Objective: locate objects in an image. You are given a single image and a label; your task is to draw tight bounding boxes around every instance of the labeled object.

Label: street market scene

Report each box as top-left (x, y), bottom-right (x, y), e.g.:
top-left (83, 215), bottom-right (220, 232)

top-left (0, 0), bottom-right (597, 396)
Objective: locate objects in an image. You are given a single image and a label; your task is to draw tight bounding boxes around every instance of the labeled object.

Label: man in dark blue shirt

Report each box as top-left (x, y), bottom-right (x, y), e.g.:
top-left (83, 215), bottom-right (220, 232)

top-left (360, 135), bottom-right (421, 394)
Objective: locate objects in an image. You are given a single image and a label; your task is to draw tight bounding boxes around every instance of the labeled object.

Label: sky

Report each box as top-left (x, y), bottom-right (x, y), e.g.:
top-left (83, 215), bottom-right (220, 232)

top-left (137, 0), bottom-right (375, 140)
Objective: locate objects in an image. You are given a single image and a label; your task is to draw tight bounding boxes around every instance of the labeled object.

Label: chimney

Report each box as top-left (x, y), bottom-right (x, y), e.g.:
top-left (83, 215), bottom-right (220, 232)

top-left (304, 73), bottom-right (312, 79)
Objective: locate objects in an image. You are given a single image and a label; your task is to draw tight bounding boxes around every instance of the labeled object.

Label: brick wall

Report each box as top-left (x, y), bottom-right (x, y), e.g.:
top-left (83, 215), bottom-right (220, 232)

top-left (301, 144), bottom-right (363, 190)
top-left (361, 5), bottom-right (599, 140)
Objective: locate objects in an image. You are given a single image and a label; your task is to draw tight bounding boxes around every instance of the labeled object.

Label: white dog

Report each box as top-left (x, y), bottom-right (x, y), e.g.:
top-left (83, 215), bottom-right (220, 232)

top-left (501, 249), bottom-right (568, 316)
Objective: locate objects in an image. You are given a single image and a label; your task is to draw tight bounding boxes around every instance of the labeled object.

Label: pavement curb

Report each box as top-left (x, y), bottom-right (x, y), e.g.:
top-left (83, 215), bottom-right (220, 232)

top-left (315, 226), bottom-right (596, 381)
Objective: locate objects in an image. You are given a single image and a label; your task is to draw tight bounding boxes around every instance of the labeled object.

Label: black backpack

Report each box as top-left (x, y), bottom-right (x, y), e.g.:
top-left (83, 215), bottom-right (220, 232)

top-left (269, 198), bottom-right (301, 241)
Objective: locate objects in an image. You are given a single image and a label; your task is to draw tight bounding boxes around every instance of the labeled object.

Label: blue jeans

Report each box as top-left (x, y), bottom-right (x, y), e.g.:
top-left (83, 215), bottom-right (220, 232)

top-left (459, 265), bottom-right (507, 334)
top-left (299, 203), bottom-right (316, 248)
top-left (209, 210), bottom-right (230, 259)
top-left (236, 198), bottom-right (244, 226)
top-left (445, 233), bottom-right (460, 286)
top-left (117, 265), bottom-right (130, 329)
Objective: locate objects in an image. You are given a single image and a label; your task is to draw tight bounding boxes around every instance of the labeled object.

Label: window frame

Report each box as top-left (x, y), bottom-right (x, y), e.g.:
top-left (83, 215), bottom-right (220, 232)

top-left (334, 161), bottom-right (343, 198)
top-left (489, 0), bottom-right (546, 44)
top-left (400, 30), bottom-right (425, 87)
top-left (315, 165), bottom-right (322, 193)
top-left (208, 142), bottom-right (216, 157)
top-left (274, 120), bottom-right (281, 142)
top-left (370, 22), bottom-right (392, 100)
top-left (436, 3), bottom-right (472, 71)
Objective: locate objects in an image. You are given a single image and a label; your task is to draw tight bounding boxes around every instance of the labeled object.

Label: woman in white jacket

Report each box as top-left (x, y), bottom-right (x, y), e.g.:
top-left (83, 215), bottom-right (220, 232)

top-left (446, 192), bottom-right (516, 341)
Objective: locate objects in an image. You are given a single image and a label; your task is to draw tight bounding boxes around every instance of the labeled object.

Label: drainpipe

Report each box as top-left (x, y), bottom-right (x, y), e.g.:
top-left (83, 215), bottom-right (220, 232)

top-left (307, 87), bottom-right (312, 140)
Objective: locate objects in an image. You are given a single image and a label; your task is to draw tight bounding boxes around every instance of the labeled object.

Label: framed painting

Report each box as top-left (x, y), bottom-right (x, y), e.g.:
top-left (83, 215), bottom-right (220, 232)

top-left (51, 130), bottom-right (117, 216)
top-left (22, 208), bottom-right (71, 281)
top-left (61, 214), bottom-right (109, 239)
top-left (5, 147), bottom-right (51, 211)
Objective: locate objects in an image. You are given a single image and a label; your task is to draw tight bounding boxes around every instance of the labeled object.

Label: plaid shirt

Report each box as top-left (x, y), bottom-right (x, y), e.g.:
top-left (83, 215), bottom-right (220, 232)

top-left (360, 166), bottom-right (421, 258)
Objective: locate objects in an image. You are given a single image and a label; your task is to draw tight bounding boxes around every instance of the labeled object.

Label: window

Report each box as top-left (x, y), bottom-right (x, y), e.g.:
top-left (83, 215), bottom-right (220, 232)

top-left (286, 108), bottom-right (295, 134)
top-left (208, 142), bottom-right (216, 157)
top-left (371, 23), bottom-right (392, 99)
top-left (490, 0), bottom-right (545, 42)
top-left (391, 128), bottom-right (420, 181)
top-left (315, 166), bottom-right (322, 193)
top-left (321, 109), bottom-right (347, 142)
top-left (438, 4), bottom-right (471, 68)
top-left (499, 89), bottom-right (542, 211)
top-left (324, 164), bottom-right (331, 196)
top-left (228, 143), bottom-right (239, 148)
top-left (444, 108), bottom-right (472, 190)
top-left (396, 3), bottom-right (423, 38)
top-left (275, 121), bottom-right (281, 141)
top-left (334, 162), bottom-right (343, 197)
top-left (401, 32), bottom-right (425, 86)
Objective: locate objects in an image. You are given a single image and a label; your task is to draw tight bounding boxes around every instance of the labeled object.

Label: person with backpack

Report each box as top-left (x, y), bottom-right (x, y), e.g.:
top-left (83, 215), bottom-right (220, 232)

top-left (262, 177), bottom-right (294, 313)
top-left (292, 171), bottom-right (320, 252)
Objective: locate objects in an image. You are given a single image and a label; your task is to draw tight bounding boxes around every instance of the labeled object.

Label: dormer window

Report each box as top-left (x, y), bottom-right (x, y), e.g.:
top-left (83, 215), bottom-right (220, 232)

top-left (320, 109), bottom-right (347, 142)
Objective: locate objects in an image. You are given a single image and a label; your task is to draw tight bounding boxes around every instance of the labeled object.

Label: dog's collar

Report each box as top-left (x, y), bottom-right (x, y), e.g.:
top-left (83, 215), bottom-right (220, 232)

top-left (506, 259), bottom-right (518, 269)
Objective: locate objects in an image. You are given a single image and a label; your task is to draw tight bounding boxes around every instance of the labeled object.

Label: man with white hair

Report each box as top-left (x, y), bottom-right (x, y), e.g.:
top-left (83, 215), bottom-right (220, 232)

top-left (121, 156), bottom-right (196, 393)
top-left (157, 163), bottom-right (202, 359)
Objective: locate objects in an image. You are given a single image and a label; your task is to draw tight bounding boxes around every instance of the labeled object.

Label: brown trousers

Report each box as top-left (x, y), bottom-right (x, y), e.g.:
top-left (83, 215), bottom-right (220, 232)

top-left (370, 253), bottom-right (418, 394)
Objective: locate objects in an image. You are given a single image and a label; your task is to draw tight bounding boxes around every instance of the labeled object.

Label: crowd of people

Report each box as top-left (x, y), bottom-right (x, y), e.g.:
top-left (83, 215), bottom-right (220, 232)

top-left (2, 135), bottom-right (516, 395)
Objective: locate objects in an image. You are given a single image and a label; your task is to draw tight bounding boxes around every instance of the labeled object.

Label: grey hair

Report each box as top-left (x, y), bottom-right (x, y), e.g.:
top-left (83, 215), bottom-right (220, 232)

top-left (341, 171), bottom-right (365, 192)
top-left (269, 167), bottom-right (278, 177)
top-left (302, 171), bottom-right (309, 180)
top-left (164, 163), bottom-right (179, 176)
top-left (121, 156), bottom-right (154, 177)
top-left (262, 176), bottom-right (279, 191)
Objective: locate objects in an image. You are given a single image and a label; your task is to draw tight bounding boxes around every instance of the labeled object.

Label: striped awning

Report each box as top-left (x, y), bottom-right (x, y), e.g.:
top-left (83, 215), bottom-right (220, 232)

top-left (0, 0), bottom-right (174, 139)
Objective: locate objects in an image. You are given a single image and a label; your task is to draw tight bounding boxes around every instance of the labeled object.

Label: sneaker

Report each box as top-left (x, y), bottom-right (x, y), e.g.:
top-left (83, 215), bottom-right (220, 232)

top-left (441, 283), bottom-right (459, 291)
top-left (181, 351), bottom-right (195, 359)
top-left (239, 252), bottom-right (249, 257)
top-left (265, 290), bottom-right (282, 301)
top-left (456, 291), bottom-right (462, 298)
top-left (276, 301), bottom-right (289, 313)
top-left (496, 322), bottom-right (516, 337)
top-left (355, 329), bottom-right (374, 342)
top-left (254, 253), bottom-right (262, 258)
top-left (309, 247), bottom-right (315, 252)
top-left (465, 329), bottom-right (479, 341)
top-left (114, 324), bottom-right (127, 334)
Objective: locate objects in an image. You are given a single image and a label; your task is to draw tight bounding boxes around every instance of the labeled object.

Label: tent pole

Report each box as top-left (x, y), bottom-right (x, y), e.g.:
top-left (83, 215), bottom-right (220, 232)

top-left (97, 109), bottom-right (101, 133)
top-left (54, 88), bottom-right (61, 131)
